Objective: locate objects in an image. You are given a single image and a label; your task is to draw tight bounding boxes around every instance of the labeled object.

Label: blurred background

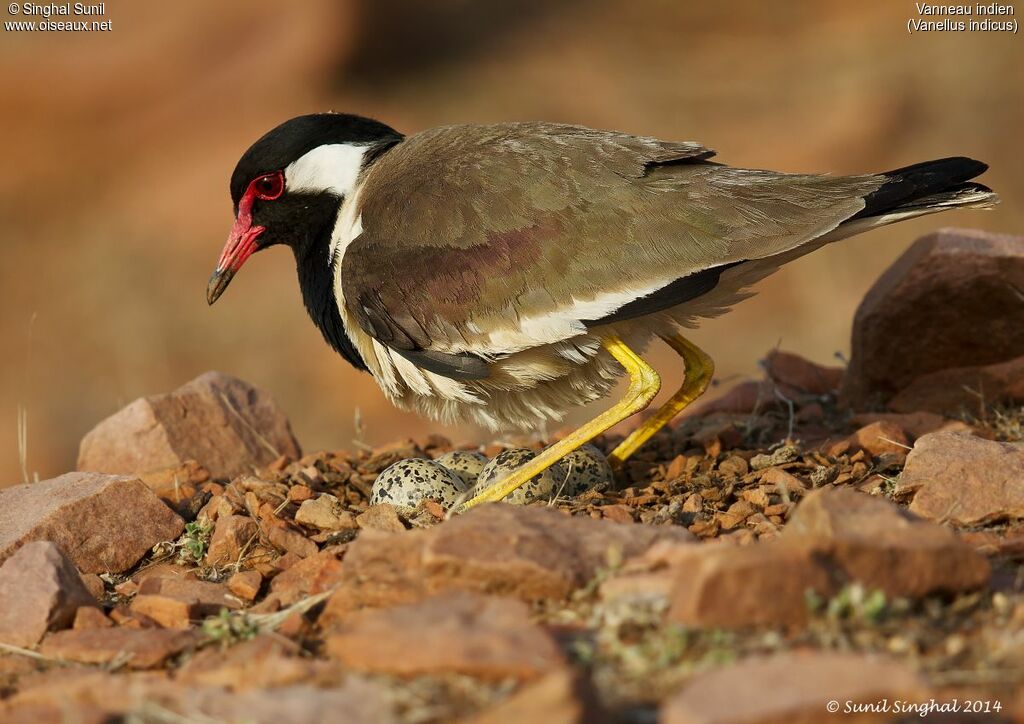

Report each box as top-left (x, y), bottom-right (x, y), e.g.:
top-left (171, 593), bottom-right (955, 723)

top-left (1, 0), bottom-right (1021, 485)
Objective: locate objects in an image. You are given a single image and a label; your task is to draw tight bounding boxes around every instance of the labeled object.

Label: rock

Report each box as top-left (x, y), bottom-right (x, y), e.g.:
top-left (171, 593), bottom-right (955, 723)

top-left (889, 355), bottom-right (1024, 416)
top-left (0, 542), bottom-right (97, 647)
top-left (749, 445), bottom-right (798, 471)
top-left (79, 573), bottom-right (106, 600)
top-left (759, 467), bottom-right (807, 495)
top-left (325, 591), bottom-right (565, 680)
top-left (468, 669), bottom-right (597, 724)
top-left (2, 670), bottom-right (393, 724)
top-left (39, 627), bottom-right (201, 668)
top-left (841, 420), bottom-right (910, 457)
top-left (784, 486), bottom-right (990, 597)
top-left (0, 472), bottom-right (184, 573)
top-left (227, 571), bottom-right (262, 602)
top-left (692, 380), bottom-right (773, 416)
top-left (72, 606), bottom-right (113, 630)
top-left (899, 431), bottom-right (1024, 525)
top-left (434, 450), bottom-right (488, 488)
top-left (294, 494), bottom-right (356, 531)
top-left (370, 458), bottom-right (468, 511)
top-left (667, 541), bottom-right (834, 628)
top-left (265, 521), bottom-right (318, 558)
top-left (77, 371), bottom-right (302, 479)
top-left (355, 503), bottom-right (407, 533)
top-left (763, 350), bottom-right (843, 396)
top-left (269, 549), bottom-right (343, 606)
top-left (322, 504), bottom-right (693, 619)
top-left (176, 635), bottom-right (314, 690)
top-left (842, 228), bottom-right (1024, 409)
top-left (206, 514), bottom-right (260, 567)
top-left (131, 576), bottom-right (243, 627)
top-left (129, 594), bottom-right (194, 629)
top-left (136, 460), bottom-right (211, 514)
top-left (183, 681), bottom-right (394, 724)
top-left (661, 651), bottom-right (929, 724)
top-left (848, 411), bottom-right (960, 440)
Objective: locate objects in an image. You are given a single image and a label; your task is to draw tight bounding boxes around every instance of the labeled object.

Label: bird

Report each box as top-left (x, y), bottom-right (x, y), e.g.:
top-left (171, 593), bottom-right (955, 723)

top-left (207, 113), bottom-right (998, 509)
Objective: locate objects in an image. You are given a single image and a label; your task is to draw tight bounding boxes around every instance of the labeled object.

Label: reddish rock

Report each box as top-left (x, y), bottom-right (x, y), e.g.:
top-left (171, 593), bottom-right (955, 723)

top-left (265, 521), bottom-right (318, 559)
top-left (759, 467), bottom-right (807, 495)
top-left (841, 420), bottom-right (910, 457)
top-left (77, 371), bottom-right (302, 479)
top-left (0, 472), bottom-right (184, 573)
top-left (137, 460), bottom-right (210, 513)
top-left (784, 486), bottom-right (990, 597)
top-left (322, 504), bottom-right (692, 619)
top-left (667, 541), bottom-right (834, 628)
top-left (0, 670), bottom-right (170, 721)
top-left (763, 349), bottom-right (843, 396)
top-left (469, 669), bottom-right (597, 724)
top-left (132, 562), bottom-right (195, 586)
top-left (176, 635), bottom-right (314, 690)
top-left (600, 540), bottom-right (702, 603)
top-left (889, 355), bottom-right (1024, 416)
top-left (661, 651), bottom-right (929, 724)
top-left (0, 542), bottom-right (97, 647)
top-left (326, 591), bottom-right (565, 680)
top-left (848, 411), bottom-right (960, 440)
top-left (692, 380), bottom-right (773, 416)
top-left (228, 570), bottom-right (263, 602)
top-left (899, 431), bottom-right (1024, 526)
top-left (842, 228), bottom-right (1024, 409)
top-left (295, 494), bottom-right (357, 531)
top-left (137, 576), bottom-right (242, 614)
top-left (130, 594), bottom-right (195, 629)
top-left (1, 670), bottom-right (391, 724)
top-left (40, 627), bottom-right (201, 668)
top-left (269, 549), bottom-right (344, 605)
top-left (79, 573), bottom-right (106, 600)
top-left (185, 681), bottom-right (393, 724)
top-left (206, 515), bottom-right (260, 567)
top-left (287, 484), bottom-right (315, 503)
top-left (355, 503), bottom-right (407, 532)
top-left (72, 606), bottom-right (113, 630)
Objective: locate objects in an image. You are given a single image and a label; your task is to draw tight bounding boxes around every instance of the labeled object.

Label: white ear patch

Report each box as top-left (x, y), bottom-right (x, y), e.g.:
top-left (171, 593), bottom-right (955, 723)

top-left (285, 144), bottom-right (369, 197)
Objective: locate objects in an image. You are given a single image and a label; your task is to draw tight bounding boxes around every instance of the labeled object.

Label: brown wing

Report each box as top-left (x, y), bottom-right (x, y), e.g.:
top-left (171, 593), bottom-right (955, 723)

top-left (341, 122), bottom-right (882, 376)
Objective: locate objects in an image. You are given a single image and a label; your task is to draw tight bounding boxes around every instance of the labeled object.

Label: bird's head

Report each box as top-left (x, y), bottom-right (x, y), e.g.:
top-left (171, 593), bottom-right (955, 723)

top-left (207, 113), bottom-right (402, 305)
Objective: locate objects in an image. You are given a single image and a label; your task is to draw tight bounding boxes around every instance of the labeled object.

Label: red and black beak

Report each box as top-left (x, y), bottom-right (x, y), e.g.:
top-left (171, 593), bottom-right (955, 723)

top-left (207, 200), bottom-right (265, 305)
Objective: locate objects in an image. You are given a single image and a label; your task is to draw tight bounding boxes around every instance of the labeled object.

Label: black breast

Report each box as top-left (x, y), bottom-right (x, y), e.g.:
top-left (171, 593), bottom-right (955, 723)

top-left (293, 203), bottom-right (368, 372)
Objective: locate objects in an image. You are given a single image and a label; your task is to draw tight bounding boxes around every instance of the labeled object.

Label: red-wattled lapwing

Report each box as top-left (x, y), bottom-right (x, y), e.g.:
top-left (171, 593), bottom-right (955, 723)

top-left (207, 113), bottom-right (997, 509)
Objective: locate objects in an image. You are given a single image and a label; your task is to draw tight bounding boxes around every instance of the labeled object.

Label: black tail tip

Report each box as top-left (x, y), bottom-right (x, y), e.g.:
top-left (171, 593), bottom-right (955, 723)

top-left (884, 156), bottom-right (989, 184)
top-left (855, 156), bottom-right (992, 220)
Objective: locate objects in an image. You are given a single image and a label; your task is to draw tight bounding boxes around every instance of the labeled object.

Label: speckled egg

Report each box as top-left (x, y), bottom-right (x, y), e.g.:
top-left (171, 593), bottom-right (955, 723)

top-left (433, 450), bottom-right (489, 488)
top-left (370, 458), bottom-right (469, 511)
top-left (560, 444), bottom-right (614, 496)
top-left (473, 448), bottom-right (569, 505)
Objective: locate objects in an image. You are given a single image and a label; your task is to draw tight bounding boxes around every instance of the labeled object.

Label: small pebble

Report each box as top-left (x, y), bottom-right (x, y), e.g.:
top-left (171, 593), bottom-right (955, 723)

top-left (434, 450), bottom-right (489, 488)
top-left (473, 448), bottom-right (568, 505)
top-left (370, 458), bottom-right (469, 512)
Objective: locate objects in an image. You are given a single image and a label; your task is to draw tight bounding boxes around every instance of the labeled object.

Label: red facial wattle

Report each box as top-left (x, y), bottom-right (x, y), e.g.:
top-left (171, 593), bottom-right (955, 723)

top-left (207, 171), bottom-right (284, 305)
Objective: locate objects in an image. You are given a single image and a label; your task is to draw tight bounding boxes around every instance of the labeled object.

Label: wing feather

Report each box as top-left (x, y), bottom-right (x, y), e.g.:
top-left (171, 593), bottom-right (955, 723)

top-left (341, 123), bottom-right (882, 371)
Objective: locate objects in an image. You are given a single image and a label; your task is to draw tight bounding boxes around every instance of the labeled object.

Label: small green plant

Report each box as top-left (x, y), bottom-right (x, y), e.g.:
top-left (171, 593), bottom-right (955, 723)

top-left (821, 583), bottom-right (889, 624)
top-left (178, 519), bottom-right (213, 565)
top-left (201, 608), bottom-right (260, 646)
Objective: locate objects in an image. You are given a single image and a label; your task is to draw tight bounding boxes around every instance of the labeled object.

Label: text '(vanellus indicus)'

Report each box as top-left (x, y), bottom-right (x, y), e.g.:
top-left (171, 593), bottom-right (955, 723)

top-left (207, 114), bottom-right (998, 509)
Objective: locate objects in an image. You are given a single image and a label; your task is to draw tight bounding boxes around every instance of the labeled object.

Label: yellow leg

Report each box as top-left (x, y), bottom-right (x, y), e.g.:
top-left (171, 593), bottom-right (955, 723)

top-left (458, 333), bottom-right (661, 511)
top-left (607, 334), bottom-right (715, 467)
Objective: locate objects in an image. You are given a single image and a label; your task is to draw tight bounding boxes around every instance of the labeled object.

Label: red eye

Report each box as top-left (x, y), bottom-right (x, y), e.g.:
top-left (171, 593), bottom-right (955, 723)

top-left (251, 171), bottom-right (284, 201)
